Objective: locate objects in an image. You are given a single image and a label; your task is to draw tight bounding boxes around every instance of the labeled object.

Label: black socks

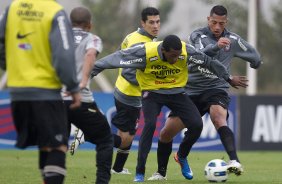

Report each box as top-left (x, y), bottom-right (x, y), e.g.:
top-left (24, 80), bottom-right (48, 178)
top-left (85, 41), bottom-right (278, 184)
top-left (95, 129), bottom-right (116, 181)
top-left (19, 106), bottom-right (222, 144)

top-left (43, 150), bottom-right (66, 184)
top-left (218, 126), bottom-right (239, 162)
top-left (157, 140), bottom-right (172, 177)
top-left (112, 144), bottom-right (132, 172)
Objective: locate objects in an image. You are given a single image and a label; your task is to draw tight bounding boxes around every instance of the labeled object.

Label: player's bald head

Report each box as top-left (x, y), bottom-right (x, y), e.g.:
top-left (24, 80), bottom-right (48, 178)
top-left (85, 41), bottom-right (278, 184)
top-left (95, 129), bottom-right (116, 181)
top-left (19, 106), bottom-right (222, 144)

top-left (70, 7), bottom-right (92, 27)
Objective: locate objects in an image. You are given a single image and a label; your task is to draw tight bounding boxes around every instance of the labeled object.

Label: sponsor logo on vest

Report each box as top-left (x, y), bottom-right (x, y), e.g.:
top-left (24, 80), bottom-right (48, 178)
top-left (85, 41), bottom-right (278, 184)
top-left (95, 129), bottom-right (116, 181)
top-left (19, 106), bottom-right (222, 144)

top-left (17, 2), bottom-right (44, 21)
top-left (17, 32), bottom-right (34, 39)
top-left (151, 65), bottom-right (167, 70)
top-left (155, 79), bottom-right (176, 84)
top-left (178, 55), bottom-right (185, 60)
top-left (252, 105), bottom-right (282, 142)
top-left (149, 56), bottom-right (158, 62)
top-left (18, 43), bottom-right (32, 50)
top-left (20, 2), bottom-right (33, 9)
top-left (151, 65), bottom-right (181, 79)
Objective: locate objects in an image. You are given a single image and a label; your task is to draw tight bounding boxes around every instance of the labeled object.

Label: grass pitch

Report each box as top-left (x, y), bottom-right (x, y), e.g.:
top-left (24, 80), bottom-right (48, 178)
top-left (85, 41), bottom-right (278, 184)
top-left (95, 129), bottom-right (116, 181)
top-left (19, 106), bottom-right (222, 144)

top-left (0, 150), bottom-right (281, 184)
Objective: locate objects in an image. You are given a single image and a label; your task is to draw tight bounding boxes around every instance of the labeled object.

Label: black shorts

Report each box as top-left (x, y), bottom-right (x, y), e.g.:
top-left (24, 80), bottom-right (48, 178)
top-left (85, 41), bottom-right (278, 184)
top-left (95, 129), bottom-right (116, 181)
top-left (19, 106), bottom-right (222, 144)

top-left (112, 98), bottom-right (141, 135)
top-left (169, 89), bottom-right (230, 117)
top-left (64, 101), bottom-right (112, 144)
top-left (142, 91), bottom-right (202, 129)
top-left (190, 89), bottom-right (230, 116)
top-left (11, 100), bottom-right (69, 149)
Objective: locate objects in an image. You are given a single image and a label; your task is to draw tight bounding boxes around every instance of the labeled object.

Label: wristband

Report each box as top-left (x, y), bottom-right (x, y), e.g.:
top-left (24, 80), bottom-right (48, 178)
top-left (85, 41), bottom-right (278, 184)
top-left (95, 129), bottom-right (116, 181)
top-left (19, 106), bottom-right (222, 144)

top-left (227, 75), bottom-right (233, 83)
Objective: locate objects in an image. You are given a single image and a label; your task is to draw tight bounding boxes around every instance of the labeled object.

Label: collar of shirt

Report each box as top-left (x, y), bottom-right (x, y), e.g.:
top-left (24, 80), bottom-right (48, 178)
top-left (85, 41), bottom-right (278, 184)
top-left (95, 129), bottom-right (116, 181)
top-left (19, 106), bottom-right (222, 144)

top-left (137, 27), bottom-right (157, 40)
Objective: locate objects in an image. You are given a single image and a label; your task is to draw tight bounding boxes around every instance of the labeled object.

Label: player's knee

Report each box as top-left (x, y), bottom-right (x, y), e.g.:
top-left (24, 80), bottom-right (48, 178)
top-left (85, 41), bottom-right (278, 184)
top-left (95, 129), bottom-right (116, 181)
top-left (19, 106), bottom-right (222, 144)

top-left (159, 128), bottom-right (173, 143)
top-left (118, 142), bottom-right (132, 152)
top-left (54, 145), bottom-right (68, 153)
top-left (214, 121), bottom-right (227, 129)
top-left (120, 140), bottom-right (132, 149)
top-left (211, 115), bottom-right (227, 129)
top-left (120, 135), bottom-right (134, 148)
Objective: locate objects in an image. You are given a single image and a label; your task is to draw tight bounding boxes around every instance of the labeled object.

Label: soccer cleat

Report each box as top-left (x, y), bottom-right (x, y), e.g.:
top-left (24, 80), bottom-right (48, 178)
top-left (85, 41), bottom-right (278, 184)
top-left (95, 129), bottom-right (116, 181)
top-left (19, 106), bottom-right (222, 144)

top-left (134, 173), bottom-right (144, 182)
top-left (227, 160), bottom-right (244, 176)
top-left (174, 152), bottom-right (193, 180)
top-left (111, 168), bottom-right (131, 175)
top-left (69, 128), bottom-right (85, 155)
top-left (147, 172), bottom-right (167, 181)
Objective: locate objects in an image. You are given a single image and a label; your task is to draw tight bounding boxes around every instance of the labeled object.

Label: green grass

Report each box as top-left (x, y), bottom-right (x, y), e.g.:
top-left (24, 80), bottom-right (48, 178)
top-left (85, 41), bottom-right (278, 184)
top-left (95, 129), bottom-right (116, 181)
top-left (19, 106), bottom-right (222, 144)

top-left (0, 150), bottom-right (282, 184)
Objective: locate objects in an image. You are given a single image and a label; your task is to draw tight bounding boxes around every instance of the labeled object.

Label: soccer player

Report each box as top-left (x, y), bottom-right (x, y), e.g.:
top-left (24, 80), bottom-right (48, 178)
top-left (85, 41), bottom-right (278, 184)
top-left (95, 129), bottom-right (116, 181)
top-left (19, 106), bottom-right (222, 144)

top-left (69, 7), bottom-right (160, 175)
top-left (149, 5), bottom-right (262, 180)
top-left (0, 0), bottom-right (81, 184)
top-left (91, 35), bottom-right (243, 182)
top-left (110, 7), bottom-right (160, 175)
top-left (64, 7), bottom-right (113, 184)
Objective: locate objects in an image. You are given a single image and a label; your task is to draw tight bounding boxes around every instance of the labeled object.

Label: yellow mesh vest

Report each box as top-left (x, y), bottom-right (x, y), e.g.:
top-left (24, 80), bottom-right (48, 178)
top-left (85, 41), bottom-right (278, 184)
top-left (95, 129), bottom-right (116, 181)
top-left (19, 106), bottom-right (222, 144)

top-left (136, 41), bottom-right (188, 90)
top-left (115, 31), bottom-right (153, 96)
top-left (6, 0), bottom-right (63, 89)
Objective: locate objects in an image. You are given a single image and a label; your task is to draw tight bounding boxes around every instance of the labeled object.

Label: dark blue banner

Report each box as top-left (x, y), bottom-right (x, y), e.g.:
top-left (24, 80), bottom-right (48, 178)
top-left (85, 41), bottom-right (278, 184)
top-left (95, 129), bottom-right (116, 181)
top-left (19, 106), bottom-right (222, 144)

top-left (0, 91), bottom-right (237, 151)
top-left (239, 95), bottom-right (282, 150)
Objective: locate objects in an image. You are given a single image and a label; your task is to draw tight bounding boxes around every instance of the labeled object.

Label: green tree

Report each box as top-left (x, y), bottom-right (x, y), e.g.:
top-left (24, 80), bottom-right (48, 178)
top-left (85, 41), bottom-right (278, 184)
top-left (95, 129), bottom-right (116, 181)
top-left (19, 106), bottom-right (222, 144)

top-left (261, 0), bottom-right (282, 93)
top-left (82, 0), bottom-right (174, 89)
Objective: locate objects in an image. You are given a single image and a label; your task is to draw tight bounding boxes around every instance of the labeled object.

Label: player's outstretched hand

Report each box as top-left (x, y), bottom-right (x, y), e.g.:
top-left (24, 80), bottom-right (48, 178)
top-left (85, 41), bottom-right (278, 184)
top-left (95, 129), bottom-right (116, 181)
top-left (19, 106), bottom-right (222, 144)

top-left (229, 76), bottom-right (249, 89)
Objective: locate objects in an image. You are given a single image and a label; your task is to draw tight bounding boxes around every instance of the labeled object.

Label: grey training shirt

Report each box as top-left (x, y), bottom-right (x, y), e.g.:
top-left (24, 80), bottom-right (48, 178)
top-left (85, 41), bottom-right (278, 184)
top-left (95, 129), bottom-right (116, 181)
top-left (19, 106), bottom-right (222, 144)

top-left (187, 27), bottom-right (261, 95)
top-left (63, 28), bottom-right (103, 103)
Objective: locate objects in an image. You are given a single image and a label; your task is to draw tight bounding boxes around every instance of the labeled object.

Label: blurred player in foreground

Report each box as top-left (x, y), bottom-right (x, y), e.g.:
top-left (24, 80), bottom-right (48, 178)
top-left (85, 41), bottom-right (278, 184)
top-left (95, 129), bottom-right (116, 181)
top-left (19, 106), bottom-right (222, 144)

top-left (70, 7), bottom-right (161, 176)
top-left (64, 7), bottom-right (113, 184)
top-left (0, 0), bottom-right (80, 183)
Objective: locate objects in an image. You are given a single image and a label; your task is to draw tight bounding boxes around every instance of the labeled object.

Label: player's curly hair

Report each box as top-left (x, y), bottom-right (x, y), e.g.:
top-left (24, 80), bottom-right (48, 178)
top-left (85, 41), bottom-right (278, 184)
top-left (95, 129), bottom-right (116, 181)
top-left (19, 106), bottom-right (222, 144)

top-left (162, 35), bottom-right (182, 52)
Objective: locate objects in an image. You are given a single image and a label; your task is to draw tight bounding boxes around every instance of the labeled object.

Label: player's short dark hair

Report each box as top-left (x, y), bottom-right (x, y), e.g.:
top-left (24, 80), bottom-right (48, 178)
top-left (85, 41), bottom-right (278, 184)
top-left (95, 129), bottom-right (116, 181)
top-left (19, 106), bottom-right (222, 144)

top-left (141, 7), bottom-right (159, 22)
top-left (162, 35), bottom-right (182, 52)
top-left (210, 5), bottom-right (228, 16)
top-left (70, 7), bottom-right (92, 26)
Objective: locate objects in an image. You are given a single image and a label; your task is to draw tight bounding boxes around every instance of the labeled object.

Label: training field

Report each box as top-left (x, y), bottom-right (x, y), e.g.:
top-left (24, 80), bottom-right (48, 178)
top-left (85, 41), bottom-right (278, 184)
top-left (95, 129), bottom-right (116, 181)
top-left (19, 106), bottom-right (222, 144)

top-left (0, 150), bottom-right (281, 184)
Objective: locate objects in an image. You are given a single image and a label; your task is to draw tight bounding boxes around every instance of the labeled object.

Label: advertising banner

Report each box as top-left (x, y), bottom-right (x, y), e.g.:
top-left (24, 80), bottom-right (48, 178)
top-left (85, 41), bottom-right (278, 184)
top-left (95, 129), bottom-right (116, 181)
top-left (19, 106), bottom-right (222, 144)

top-left (239, 95), bottom-right (282, 150)
top-left (0, 91), bottom-right (237, 151)
top-left (0, 92), bottom-right (15, 149)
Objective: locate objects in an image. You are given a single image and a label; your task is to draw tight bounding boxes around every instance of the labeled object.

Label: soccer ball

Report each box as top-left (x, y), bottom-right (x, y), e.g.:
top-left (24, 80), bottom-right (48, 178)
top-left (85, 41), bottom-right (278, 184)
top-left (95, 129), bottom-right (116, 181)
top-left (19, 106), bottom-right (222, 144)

top-left (204, 159), bottom-right (228, 182)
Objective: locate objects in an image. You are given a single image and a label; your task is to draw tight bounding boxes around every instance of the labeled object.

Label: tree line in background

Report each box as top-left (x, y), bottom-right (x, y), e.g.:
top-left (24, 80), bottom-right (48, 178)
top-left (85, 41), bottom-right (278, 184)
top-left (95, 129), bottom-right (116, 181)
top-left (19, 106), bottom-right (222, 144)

top-left (83, 0), bottom-right (174, 89)
top-left (0, 0), bottom-right (280, 94)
